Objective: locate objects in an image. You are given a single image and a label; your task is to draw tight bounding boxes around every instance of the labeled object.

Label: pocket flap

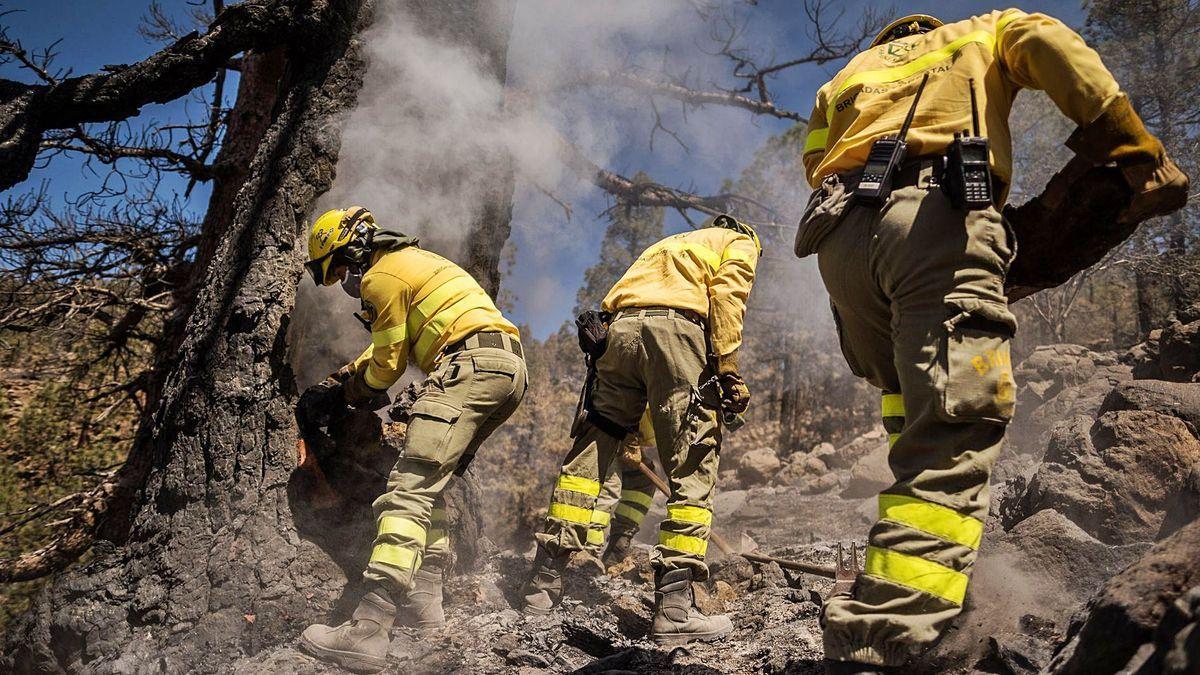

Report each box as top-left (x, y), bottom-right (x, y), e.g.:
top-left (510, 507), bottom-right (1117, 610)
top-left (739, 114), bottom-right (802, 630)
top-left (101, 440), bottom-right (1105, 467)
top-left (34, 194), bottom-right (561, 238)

top-left (945, 297), bottom-right (1017, 335)
top-left (411, 397), bottom-right (462, 423)
top-left (472, 355), bottom-right (519, 376)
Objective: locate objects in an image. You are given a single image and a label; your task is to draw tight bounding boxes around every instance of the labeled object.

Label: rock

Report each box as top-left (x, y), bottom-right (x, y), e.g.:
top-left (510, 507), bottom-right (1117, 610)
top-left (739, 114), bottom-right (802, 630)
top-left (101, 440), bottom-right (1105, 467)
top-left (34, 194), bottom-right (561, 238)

top-left (839, 441), bottom-right (892, 499)
top-left (1044, 517), bottom-right (1200, 674)
top-left (1013, 410), bottom-right (1200, 545)
top-left (771, 453), bottom-right (829, 487)
top-left (737, 448), bottom-right (782, 485)
top-left (1157, 303), bottom-right (1200, 382)
top-left (811, 442), bottom-right (837, 466)
top-left (796, 472), bottom-right (840, 495)
top-left (1101, 380), bottom-right (1200, 438)
top-left (824, 429), bottom-right (885, 471)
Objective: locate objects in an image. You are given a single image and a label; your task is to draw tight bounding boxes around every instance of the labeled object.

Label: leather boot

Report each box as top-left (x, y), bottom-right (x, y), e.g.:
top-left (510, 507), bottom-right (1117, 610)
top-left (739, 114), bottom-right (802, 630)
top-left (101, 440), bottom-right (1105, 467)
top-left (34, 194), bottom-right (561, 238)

top-left (601, 529), bottom-right (635, 566)
top-left (399, 569), bottom-right (445, 633)
top-left (649, 568), bottom-right (733, 646)
top-left (299, 587), bottom-right (396, 673)
top-left (521, 547), bottom-right (568, 615)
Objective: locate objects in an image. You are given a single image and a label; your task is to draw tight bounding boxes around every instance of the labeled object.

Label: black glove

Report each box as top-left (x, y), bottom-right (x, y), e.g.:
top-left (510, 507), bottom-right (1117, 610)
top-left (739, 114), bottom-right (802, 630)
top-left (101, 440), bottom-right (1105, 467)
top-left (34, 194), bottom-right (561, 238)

top-left (296, 378), bottom-right (347, 432)
top-left (575, 310), bottom-right (611, 360)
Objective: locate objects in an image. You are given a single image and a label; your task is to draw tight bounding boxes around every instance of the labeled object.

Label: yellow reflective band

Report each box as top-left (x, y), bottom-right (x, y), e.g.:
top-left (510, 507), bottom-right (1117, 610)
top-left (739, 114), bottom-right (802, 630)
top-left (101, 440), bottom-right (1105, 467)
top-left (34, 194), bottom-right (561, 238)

top-left (364, 365), bottom-right (392, 390)
top-left (549, 502), bottom-right (594, 525)
top-left (586, 528), bottom-right (606, 546)
top-left (371, 323), bottom-right (408, 348)
top-left (659, 531), bottom-right (708, 556)
top-left (620, 490), bottom-right (654, 509)
top-left (615, 503), bottom-right (647, 524)
top-left (411, 275), bottom-right (479, 328)
top-left (828, 30), bottom-right (995, 125)
top-left (427, 529), bottom-right (447, 547)
top-left (804, 127), bottom-right (829, 154)
top-left (888, 432), bottom-right (901, 448)
top-left (995, 9), bottom-right (1024, 37)
top-left (590, 509), bottom-right (612, 526)
top-left (412, 294), bottom-right (478, 365)
top-left (667, 504), bottom-right (713, 527)
top-left (881, 393), bottom-right (905, 419)
top-left (370, 543), bottom-right (420, 571)
top-left (879, 494), bottom-right (984, 550)
top-left (864, 546), bottom-right (968, 605)
top-left (377, 516), bottom-right (428, 547)
top-left (556, 474), bottom-right (601, 497)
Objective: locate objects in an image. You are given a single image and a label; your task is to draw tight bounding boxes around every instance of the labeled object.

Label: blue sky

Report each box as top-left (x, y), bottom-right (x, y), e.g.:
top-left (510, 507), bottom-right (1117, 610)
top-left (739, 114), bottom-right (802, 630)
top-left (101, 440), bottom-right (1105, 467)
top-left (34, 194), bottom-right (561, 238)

top-left (2, 0), bottom-right (1084, 339)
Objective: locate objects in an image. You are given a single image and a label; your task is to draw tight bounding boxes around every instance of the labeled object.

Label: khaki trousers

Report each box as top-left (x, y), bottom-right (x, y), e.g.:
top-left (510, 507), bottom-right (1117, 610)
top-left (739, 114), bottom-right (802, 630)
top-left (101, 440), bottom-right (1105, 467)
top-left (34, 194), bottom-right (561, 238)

top-left (364, 344), bottom-right (527, 593)
top-left (534, 311), bottom-right (723, 579)
top-left (801, 173), bottom-right (1017, 667)
top-left (584, 453), bottom-right (658, 555)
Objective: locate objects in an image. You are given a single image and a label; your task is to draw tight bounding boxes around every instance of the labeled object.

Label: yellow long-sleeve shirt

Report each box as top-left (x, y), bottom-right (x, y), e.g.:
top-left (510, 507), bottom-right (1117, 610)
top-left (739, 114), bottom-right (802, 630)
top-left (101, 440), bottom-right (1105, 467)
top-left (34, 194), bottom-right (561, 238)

top-left (349, 245), bottom-right (519, 390)
top-left (601, 227), bottom-right (758, 359)
top-left (802, 8), bottom-right (1122, 188)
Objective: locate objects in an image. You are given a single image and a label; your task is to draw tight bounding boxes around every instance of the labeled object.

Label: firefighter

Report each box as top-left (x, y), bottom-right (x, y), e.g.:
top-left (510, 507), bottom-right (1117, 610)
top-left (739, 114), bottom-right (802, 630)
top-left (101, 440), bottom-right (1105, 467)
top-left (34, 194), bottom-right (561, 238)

top-left (796, 11), bottom-right (1187, 673)
top-left (296, 206), bottom-right (527, 673)
top-left (584, 413), bottom-right (659, 566)
top-left (522, 214), bottom-right (760, 647)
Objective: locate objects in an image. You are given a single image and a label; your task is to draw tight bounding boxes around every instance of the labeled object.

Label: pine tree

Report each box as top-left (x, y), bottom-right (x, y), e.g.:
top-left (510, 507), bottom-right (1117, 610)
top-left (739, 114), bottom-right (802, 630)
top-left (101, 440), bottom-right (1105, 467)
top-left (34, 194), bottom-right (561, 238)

top-left (573, 173), bottom-right (665, 315)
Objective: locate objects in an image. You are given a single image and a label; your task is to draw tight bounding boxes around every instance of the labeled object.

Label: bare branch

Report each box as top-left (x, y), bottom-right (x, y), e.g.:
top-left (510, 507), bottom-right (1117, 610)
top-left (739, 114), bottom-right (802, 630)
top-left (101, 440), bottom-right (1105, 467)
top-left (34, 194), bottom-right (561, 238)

top-left (590, 70), bottom-right (806, 122)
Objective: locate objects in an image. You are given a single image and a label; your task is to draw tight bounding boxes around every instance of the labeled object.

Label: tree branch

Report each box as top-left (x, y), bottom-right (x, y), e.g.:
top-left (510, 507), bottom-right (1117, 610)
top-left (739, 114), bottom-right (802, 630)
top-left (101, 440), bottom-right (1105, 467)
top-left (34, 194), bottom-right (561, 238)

top-left (590, 69), bottom-right (806, 122)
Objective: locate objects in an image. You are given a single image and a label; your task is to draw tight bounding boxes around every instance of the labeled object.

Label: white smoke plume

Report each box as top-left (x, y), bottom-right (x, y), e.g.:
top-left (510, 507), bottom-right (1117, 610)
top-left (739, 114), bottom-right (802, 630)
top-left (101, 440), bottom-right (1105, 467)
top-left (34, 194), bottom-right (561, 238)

top-left (292, 0), bottom-right (827, 385)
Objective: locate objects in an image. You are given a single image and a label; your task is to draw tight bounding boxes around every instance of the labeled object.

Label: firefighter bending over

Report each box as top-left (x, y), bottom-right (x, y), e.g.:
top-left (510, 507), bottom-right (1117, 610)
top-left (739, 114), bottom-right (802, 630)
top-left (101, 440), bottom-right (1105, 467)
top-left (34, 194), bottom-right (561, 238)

top-left (522, 214), bottom-right (759, 647)
top-left (796, 11), bottom-right (1187, 674)
top-left (296, 207), bottom-right (527, 673)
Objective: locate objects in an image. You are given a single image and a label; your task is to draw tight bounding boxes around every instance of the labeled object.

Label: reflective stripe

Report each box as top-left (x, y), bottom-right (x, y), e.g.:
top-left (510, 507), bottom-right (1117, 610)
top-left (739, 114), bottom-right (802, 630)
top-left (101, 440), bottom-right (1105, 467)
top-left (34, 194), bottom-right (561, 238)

top-left (549, 502), bottom-right (594, 525)
top-left (804, 127), bottom-right (829, 154)
top-left (881, 393), bottom-right (905, 419)
top-left (371, 323), bottom-right (408, 348)
top-left (659, 531), bottom-right (708, 556)
top-left (377, 516), bottom-right (427, 547)
top-left (828, 30), bottom-right (996, 125)
top-left (864, 546), bottom-right (968, 605)
top-left (408, 274), bottom-right (497, 367)
top-left (364, 365), bottom-right (392, 390)
top-left (888, 432), bottom-right (901, 448)
top-left (370, 543), bottom-right (420, 570)
top-left (615, 503), bottom-right (646, 524)
top-left (413, 296), bottom-right (477, 365)
top-left (620, 490), bottom-right (654, 509)
top-left (666, 504), bottom-right (713, 527)
top-left (879, 494), bottom-right (984, 550)
top-left (590, 509), bottom-right (612, 526)
top-left (426, 529), bottom-right (447, 548)
top-left (586, 528), bottom-right (606, 546)
top-left (556, 474), bottom-right (601, 497)
top-left (996, 9), bottom-right (1023, 36)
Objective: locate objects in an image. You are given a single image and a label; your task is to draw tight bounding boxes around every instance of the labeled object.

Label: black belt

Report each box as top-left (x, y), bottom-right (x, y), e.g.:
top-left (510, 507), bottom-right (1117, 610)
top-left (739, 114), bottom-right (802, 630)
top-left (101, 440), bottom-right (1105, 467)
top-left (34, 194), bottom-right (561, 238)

top-left (443, 331), bottom-right (523, 358)
top-left (612, 306), bottom-right (706, 328)
top-left (841, 155), bottom-right (1007, 201)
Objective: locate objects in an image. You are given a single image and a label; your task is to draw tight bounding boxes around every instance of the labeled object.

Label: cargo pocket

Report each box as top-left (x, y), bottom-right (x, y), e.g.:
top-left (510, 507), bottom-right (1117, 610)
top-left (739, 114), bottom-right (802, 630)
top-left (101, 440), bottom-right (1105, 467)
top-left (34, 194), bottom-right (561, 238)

top-left (831, 303), bottom-right (866, 378)
top-left (402, 397), bottom-right (463, 465)
top-left (795, 174), bottom-right (851, 258)
top-left (939, 298), bottom-right (1017, 423)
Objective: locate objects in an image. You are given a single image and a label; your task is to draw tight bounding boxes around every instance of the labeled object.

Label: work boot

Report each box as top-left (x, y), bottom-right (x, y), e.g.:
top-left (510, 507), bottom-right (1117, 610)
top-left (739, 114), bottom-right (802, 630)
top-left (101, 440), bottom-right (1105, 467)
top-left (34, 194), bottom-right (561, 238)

top-left (649, 567), bottom-right (733, 646)
top-left (398, 569), bottom-right (445, 633)
top-left (521, 547), bottom-right (568, 615)
top-left (601, 530), bottom-right (635, 566)
top-left (299, 587), bottom-right (396, 673)
top-left (823, 659), bottom-right (895, 674)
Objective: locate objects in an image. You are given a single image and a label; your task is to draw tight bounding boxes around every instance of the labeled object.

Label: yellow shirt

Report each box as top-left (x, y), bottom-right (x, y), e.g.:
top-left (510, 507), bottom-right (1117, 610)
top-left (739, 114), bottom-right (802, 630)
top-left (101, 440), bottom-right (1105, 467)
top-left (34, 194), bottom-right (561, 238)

top-left (349, 246), bottom-right (519, 389)
top-left (803, 8), bottom-right (1122, 188)
top-left (601, 227), bottom-right (758, 359)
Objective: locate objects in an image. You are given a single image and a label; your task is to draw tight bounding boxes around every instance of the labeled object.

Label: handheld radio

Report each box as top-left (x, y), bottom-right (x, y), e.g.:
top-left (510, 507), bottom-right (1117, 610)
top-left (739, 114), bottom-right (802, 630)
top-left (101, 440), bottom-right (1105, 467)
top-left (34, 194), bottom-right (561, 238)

top-left (853, 72), bottom-right (930, 205)
top-left (943, 79), bottom-right (993, 210)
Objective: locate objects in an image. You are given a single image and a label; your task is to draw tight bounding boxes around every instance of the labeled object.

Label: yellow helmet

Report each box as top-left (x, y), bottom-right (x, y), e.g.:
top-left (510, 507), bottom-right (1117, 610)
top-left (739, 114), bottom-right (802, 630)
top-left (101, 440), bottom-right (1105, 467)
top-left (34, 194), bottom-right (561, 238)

top-left (306, 206), bottom-right (376, 286)
top-left (709, 213), bottom-right (762, 256)
top-left (871, 14), bottom-right (943, 47)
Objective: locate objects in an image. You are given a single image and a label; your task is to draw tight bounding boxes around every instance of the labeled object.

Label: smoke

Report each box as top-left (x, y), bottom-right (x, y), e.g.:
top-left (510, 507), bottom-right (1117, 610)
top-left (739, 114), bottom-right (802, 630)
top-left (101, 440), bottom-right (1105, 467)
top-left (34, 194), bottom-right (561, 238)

top-left (292, 0), bottom-right (822, 384)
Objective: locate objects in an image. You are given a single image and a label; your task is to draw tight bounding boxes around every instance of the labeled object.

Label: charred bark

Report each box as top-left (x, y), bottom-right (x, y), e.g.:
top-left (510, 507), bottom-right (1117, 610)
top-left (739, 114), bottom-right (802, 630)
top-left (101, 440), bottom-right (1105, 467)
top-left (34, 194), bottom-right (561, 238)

top-left (3, 0), bottom-right (376, 670)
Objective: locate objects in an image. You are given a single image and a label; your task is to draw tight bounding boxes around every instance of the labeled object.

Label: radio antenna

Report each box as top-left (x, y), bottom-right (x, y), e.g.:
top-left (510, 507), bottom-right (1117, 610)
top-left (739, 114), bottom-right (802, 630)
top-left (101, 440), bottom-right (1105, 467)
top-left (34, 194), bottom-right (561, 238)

top-left (898, 72), bottom-right (930, 142)
top-left (969, 78), bottom-right (981, 136)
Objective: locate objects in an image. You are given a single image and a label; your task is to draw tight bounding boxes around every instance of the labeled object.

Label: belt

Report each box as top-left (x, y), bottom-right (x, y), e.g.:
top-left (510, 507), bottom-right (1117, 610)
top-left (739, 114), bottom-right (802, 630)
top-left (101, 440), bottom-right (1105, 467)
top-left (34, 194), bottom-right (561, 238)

top-left (840, 155), bottom-right (1007, 203)
top-left (612, 306), bottom-right (706, 328)
top-left (443, 331), bottom-right (523, 358)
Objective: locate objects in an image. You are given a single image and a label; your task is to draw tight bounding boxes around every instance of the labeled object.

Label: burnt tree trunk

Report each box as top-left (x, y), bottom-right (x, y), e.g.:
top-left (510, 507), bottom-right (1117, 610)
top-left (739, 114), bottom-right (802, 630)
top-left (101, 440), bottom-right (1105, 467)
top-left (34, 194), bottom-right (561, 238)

top-left (4, 0), bottom-right (377, 671)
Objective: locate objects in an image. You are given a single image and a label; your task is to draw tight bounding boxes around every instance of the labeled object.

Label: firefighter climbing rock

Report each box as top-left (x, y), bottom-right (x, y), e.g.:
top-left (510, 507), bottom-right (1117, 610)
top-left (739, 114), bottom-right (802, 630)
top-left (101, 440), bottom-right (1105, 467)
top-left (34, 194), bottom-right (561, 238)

top-left (296, 206), bottom-right (528, 673)
top-left (796, 10), bottom-right (1188, 674)
top-left (522, 213), bottom-right (760, 647)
